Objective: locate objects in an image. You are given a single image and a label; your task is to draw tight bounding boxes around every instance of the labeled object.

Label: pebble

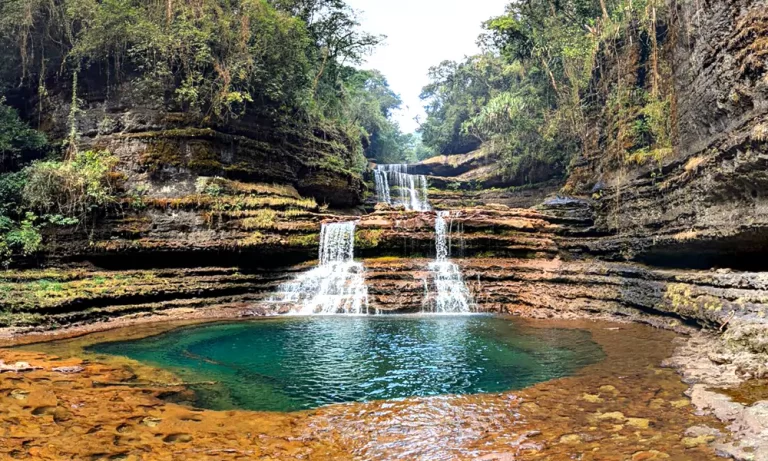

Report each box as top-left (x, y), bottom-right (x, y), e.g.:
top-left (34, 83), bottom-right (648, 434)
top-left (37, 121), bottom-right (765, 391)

top-left (559, 433), bottom-right (582, 444)
top-left (52, 366), bottom-right (85, 374)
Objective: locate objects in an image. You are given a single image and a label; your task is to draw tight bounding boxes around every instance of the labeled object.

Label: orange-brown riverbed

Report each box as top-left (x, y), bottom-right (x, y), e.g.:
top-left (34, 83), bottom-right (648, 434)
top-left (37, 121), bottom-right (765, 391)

top-left (0, 318), bottom-right (723, 460)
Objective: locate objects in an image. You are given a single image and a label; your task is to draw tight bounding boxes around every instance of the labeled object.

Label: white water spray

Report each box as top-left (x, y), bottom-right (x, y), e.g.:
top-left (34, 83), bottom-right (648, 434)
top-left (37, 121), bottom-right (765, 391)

top-left (425, 211), bottom-right (473, 313)
top-left (374, 164), bottom-right (430, 211)
top-left (272, 222), bottom-right (370, 315)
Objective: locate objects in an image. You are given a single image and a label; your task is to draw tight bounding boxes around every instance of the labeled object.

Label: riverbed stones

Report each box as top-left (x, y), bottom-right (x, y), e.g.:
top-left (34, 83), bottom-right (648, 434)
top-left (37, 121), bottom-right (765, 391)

top-left (558, 433), bottom-right (582, 444)
top-left (581, 393), bottom-right (603, 403)
top-left (627, 417), bottom-right (651, 429)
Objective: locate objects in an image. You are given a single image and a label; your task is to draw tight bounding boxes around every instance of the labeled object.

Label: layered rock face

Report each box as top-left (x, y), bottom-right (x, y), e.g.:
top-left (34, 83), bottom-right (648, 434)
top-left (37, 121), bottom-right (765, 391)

top-left (39, 78), bottom-right (366, 209)
top-left (7, 202), bottom-right (768, 337)
top-left (565, 0), bottom-right (768, 267)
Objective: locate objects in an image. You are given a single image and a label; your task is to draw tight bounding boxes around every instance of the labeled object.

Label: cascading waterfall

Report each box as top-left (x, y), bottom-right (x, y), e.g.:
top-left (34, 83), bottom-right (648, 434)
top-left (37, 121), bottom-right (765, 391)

top-left (272, 222), bottom-right (370, 315)
top-left (374, 164), bottom-right (430, 211)
top-left (425, 211), bottom-right (473, 313)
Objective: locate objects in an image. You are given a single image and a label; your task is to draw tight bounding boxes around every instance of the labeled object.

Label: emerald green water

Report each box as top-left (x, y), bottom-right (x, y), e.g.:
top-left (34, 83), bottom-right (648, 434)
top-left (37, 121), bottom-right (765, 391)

top-left (88, 316), bottom-right (605, 412)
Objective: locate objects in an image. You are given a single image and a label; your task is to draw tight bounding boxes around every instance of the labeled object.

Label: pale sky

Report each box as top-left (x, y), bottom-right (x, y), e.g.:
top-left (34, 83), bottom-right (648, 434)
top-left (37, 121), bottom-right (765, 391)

top-left (346, 0), bottom-right (509, 134)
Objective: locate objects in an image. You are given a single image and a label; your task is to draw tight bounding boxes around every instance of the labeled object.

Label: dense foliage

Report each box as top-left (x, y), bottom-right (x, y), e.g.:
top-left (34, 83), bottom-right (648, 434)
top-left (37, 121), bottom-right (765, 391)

top-left (419, 0), bottom-right (673, 183)
top-left (0, 0), bottom-right (418, 165)
top-left (0, 99), bottom-right (48, 171)
top-left (0, 150), bottom-right (120, 267)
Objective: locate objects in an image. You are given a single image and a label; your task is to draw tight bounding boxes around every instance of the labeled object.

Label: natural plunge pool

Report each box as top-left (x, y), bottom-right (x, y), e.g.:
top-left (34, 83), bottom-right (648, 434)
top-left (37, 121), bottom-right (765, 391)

top-left (2, 317), bottom-right (725, 459)
top-left (87, 315), bottom-right (605, 411)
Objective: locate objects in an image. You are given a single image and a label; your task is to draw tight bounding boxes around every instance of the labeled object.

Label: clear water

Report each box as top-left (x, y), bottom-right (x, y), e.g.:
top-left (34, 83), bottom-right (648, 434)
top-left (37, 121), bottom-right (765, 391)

top-left (88, 316), bottom-right (605, 412)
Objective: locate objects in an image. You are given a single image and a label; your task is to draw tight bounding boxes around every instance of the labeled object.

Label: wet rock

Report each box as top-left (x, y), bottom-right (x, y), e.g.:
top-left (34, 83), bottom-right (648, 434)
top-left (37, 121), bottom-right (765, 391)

top-left (116, 424), bottom-right (133, 434)
top-left (689, 385), bottom-right (742, 422)
top-left (31, 406), bottom-right (58, 416)
top-left (581, 393), bottom-right (603, 403)
top-left (558, 433), bottom-right (582, 444)
top-left (0, 361), bottom-right (42, 373)
top-left (682, 435), bottom-right (716, 448)
top-left (52, 366), bottom-right (85, 374)
top-left (596, 411), bottom-right (626, 421)
top-left (599, 385), bottom-right (618, 395)
top-left (627, 418), bottom-right (651, 429)
top-left (685, 425), bottom-right (722, 438)
top-left (9, 389), bottom-right (29, 400)
top-left (631, 450), bottom-right (670, 460)
top-left (162, 433), bottom-right (192, 443)
top-left (740, 402), bottom-right (768, 435)
top-left (141, 417), bottom-right (162, 428)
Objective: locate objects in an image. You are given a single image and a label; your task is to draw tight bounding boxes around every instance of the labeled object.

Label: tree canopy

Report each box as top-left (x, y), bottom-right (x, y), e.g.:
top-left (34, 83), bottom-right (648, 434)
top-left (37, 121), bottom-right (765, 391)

top-left (419, 0), bottom-right (672, 183)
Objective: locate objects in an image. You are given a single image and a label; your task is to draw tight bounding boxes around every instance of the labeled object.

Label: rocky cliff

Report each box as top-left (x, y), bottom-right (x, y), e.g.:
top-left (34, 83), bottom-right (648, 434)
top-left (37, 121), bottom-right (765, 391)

top-left (2, 0), bottom-right (767, 349)
top-left (565, 0), bottom-right (768, 267)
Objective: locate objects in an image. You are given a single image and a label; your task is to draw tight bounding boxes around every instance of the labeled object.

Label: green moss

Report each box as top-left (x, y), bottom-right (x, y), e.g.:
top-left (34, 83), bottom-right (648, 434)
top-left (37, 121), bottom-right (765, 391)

top-left (241, 209), bottom-right (277, 230)
top-left (140, 141), bottom-right (184, 172)
top-left (121, 128), bottom-right (219, 140)
top-left (239, 231), bottom-right (265, 246)
top-left (474, 251), bottom-right (501, 258)
top-left (287, 233), bottom-right (319, 247)
top-left (0, 311), bottom-right (45, 327)
top-left (355, 229), bottom-right (383, 249)
top-left (188, 143), bottom-right (223, 173)
top-left (664, 283), bottom-right (723, 315)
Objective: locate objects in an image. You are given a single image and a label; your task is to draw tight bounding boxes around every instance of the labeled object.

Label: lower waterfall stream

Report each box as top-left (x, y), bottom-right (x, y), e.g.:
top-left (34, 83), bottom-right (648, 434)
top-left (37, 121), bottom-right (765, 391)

top-left (271, 210), bottom-right (473, 314)
top-left (425, 211), bottom-right (473, 313)
top-left (271, 222), bottom-right (370, 315)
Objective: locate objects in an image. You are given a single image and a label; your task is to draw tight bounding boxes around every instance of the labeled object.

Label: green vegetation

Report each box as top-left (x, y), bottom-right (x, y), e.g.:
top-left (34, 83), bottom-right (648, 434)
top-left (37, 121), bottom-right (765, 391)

top-left (419, 0), bottom-right (673, 181)
top-left (0, 0), bottom-right (428, 265)
top-left (0, 0), bottom-right (421, 170)
top-left (23, 150), bottom-right (122, 222)
top-left (0, 150), bottom-right (120, 267)
top-left (342, 69), bottom-right (433, 163)
top-left (355, 229), bottom-right (383, 249)
top-left (0, 98), bottom-right (48, 171)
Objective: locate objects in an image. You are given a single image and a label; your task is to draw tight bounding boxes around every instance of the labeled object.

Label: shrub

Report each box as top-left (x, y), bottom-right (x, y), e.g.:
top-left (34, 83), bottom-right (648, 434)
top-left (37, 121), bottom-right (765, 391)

top-left (23, 151), bottom-right (121, 224)
top-left (0, 170), bottom-right (27, 216)
top-left (0, 212), bottom-right (42, 267)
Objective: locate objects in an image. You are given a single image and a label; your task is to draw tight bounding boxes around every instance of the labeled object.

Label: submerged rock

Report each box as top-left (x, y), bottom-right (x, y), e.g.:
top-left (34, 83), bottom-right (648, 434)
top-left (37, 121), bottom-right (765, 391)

top-left (0, 361), bottom-right (42, 373)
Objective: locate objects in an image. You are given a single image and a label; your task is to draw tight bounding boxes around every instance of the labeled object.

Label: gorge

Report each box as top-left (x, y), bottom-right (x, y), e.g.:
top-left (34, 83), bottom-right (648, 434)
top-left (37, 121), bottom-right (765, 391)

top-left (0, 0), bottom-right (767, 459)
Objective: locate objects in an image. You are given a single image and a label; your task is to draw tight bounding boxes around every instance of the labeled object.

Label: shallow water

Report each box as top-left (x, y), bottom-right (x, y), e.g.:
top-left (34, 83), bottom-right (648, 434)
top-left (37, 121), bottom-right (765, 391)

top-left (88, 315), bottom-right (605, 411)
top-left (1, 318), bottom-right (724, 460)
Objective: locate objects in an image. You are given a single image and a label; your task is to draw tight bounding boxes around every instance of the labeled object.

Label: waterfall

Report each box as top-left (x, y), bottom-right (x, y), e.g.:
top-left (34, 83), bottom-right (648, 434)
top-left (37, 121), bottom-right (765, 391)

top-left (374, 164), bottom-right (430, 211)
top-left (373, 168), bottom-right (391, 204)
top-left (425, 211), bottom-right (473, 313)
top-left (272, 222), bottom-right (370, 315)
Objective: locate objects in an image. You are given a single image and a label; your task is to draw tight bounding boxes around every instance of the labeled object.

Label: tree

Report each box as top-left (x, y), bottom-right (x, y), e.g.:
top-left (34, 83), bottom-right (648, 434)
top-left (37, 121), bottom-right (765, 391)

top-left (419, 55), bottom-right (516, 155)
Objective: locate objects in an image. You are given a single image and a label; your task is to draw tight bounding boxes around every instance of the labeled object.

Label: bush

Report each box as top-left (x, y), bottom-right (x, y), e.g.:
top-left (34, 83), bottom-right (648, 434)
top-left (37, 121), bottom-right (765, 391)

top-left (0, 170), bottom-right (27, 216)
top-left (0, 98), bottom-right (47, 171)
top-left (0, 212), bottom-right (41, 267)
top-left (23, 151), bottom-right (121, 224)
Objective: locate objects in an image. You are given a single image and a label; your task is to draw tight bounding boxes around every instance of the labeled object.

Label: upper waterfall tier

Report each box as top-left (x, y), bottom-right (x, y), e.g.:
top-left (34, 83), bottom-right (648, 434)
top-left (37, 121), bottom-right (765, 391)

top-left (374, 164), bottom-right (430, 211)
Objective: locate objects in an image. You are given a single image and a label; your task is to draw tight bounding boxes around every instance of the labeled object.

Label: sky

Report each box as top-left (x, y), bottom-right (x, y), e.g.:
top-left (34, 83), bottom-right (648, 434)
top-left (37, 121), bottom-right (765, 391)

top-left (346, 0), bottom-right (509, 134)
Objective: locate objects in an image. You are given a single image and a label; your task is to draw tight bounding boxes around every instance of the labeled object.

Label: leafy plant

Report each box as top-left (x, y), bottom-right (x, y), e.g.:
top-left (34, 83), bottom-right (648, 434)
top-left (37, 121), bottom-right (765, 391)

top-left (23, 151), bottom-right (121, 225)
top-left (0, 212), bottom-right (42, 267)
